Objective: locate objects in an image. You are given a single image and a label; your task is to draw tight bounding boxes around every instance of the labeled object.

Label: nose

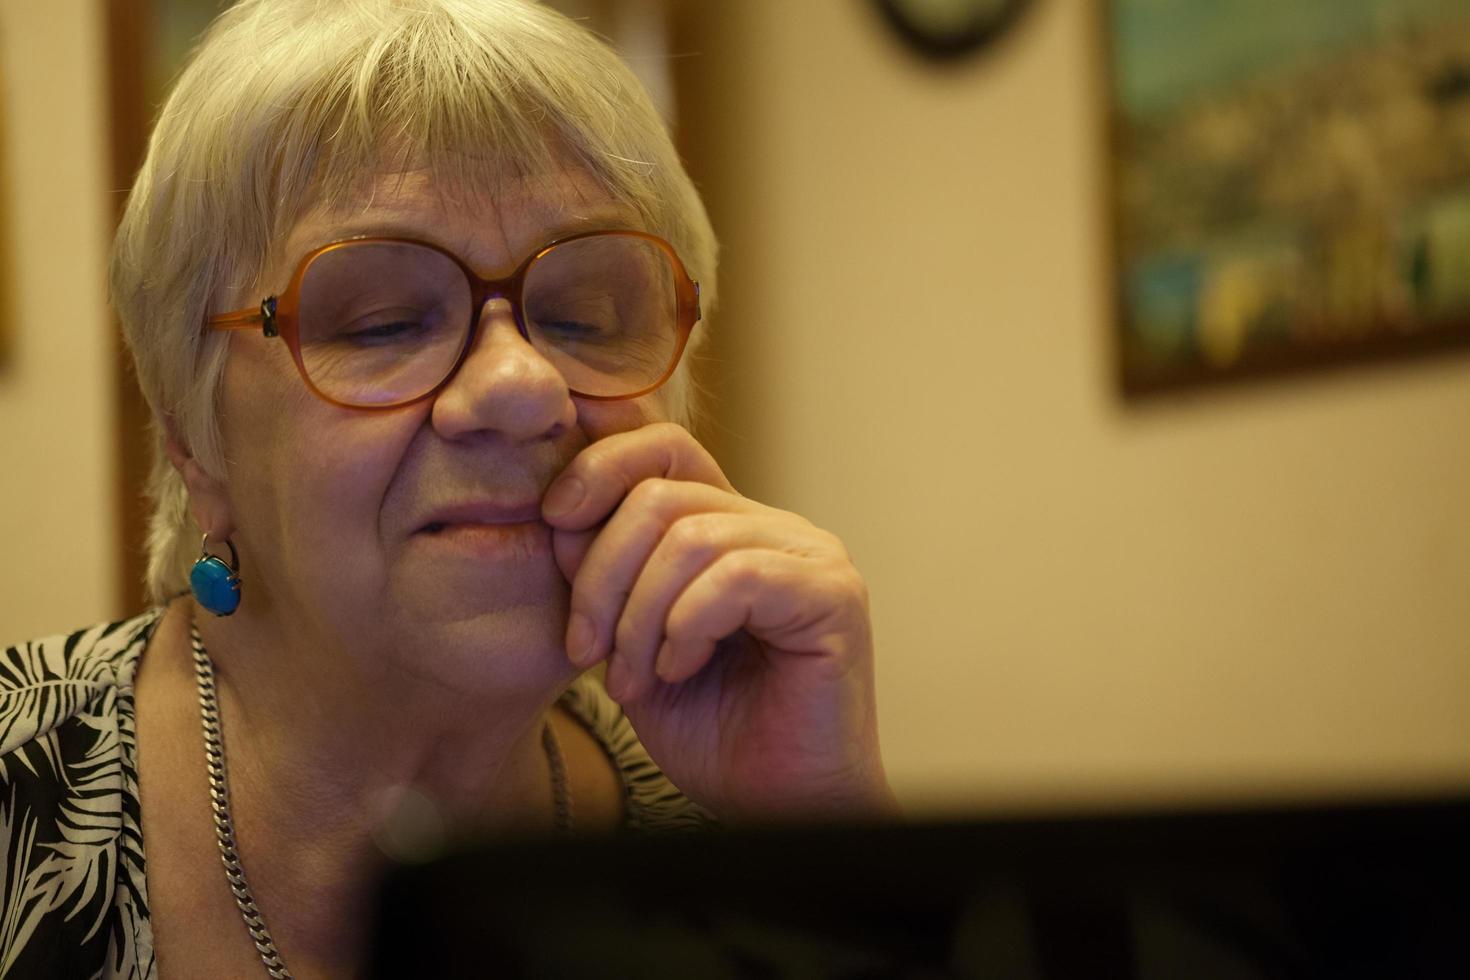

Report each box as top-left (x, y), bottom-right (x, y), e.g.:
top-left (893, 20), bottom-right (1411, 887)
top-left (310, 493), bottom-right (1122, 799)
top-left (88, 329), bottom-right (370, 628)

top-left (429, 298), bottom-right (577, 443)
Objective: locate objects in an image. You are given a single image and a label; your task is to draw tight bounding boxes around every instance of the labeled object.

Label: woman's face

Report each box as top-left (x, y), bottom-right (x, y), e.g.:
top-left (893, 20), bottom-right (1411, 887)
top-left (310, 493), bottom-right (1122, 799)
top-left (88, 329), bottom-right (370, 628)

top-left (205, 165), bottom-right (670, 689)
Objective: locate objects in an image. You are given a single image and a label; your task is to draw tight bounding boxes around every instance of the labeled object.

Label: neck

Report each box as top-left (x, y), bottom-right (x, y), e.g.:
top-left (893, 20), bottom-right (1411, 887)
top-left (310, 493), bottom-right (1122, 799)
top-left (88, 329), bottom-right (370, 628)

top-left (195, 593), bottom-right (573, 800)
top-left (183, 597), bottom-right (573, 968)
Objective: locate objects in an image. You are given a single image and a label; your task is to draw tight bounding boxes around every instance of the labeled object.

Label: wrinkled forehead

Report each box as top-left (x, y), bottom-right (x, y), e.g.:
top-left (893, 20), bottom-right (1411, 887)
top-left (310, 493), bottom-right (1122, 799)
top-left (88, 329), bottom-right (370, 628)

top-left (232, 154), bottom-right (640, 308)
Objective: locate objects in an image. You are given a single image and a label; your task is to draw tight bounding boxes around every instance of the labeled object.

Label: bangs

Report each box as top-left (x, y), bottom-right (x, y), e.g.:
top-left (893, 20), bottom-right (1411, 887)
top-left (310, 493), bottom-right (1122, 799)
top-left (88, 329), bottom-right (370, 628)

top-left (307, 17), bottom-right (642, 219)
top-left (210, 2), bottom-right (669, 277)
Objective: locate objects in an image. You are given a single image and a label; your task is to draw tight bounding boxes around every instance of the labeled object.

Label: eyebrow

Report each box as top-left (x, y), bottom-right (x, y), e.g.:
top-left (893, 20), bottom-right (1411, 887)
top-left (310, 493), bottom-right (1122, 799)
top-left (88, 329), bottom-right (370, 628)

top-left (300, 205), bottom-right (644, 254)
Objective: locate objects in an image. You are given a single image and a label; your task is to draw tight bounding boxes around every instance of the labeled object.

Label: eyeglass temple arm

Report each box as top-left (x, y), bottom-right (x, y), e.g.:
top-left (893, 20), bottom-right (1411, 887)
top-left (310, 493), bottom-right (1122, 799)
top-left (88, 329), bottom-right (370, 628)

top-left (206, 298), bottom-right (279, 337)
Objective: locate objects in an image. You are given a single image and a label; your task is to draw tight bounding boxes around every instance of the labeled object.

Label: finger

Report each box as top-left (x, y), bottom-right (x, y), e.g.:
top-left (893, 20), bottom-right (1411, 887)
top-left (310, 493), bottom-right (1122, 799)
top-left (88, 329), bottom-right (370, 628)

top-left (653, 549), bottom-right (769, 687)
top-left (541, 422), bottom-right (734, 531)
top-left (605, 511), bottom-right (809, 701)
top-left (656, 549), bottom-right (867, 686)
top-left (566, 479), bottom-right (746, 670)
top-left (551, 526), bottom-right (598, 584)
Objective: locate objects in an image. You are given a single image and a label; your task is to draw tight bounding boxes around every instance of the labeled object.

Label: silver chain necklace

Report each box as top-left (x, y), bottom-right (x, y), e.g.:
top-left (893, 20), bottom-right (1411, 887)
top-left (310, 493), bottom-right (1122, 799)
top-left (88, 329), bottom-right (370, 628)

top-left (189, 623), bottom-right (572, 978)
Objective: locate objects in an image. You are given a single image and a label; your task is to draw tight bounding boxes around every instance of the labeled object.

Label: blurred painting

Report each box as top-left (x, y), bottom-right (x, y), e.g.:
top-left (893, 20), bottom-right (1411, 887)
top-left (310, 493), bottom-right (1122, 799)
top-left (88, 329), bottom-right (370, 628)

top-left (1109, 0), bottom-right (1470, 391)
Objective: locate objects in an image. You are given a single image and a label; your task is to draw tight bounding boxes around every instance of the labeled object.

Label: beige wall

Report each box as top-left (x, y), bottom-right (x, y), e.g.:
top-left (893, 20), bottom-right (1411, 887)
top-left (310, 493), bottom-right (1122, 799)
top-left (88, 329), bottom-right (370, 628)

top-left (0, 0), bottom-right (117, 641)
top-left (2, 0), bottom-right (1467, 817)
top-left (681, 1), bottom-right (1470, 813)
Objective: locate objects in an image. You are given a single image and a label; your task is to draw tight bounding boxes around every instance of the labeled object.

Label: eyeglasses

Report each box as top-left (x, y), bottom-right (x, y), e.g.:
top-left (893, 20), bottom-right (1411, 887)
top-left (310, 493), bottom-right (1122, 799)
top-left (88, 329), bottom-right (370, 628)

top-left (206, 230), bottom-right (702, 409)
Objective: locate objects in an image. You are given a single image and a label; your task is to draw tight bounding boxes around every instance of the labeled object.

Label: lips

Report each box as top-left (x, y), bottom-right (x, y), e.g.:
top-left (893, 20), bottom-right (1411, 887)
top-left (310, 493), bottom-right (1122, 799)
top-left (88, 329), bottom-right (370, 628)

top-left (416, 500), bottom-right (546, 534)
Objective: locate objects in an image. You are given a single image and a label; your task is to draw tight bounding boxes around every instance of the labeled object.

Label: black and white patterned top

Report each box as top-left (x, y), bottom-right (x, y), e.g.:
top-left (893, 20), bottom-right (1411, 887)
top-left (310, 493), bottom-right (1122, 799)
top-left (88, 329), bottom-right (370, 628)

top-left (0, 609), bottom-right (711, 979)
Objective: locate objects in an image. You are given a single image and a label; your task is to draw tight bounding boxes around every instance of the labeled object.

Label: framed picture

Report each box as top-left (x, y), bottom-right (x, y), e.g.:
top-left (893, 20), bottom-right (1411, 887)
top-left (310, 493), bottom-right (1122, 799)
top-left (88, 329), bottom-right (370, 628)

top-left (1107, 0), bottom-right (1470, 393)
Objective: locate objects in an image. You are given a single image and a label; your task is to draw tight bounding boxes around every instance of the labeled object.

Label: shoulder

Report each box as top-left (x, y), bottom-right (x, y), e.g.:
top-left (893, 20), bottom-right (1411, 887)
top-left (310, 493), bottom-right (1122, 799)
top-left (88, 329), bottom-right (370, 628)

top-left (1, 609), bottom-right (161, 756)
top-left (559, 673), bottom-right (717, 833)
top-left (0, 609), bottom-right (162, 979)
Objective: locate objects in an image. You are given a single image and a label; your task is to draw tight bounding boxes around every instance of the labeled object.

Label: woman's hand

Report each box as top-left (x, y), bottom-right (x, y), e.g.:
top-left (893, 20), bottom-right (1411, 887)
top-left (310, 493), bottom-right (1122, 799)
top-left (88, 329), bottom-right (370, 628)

top-left (541, 422), bottom-right (898, 823)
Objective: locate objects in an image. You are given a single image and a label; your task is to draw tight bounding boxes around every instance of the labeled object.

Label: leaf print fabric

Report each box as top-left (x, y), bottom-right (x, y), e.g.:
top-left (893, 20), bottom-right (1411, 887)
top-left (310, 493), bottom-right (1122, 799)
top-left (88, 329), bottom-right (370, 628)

top-left (0, 614), bottom-right (158, 979)
top-left (0, 609), bottom-right (706, 978)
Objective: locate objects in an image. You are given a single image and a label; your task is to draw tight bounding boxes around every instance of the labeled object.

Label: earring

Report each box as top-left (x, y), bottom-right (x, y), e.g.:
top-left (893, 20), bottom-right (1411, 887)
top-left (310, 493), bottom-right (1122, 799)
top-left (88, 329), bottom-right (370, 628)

top-left (191, 534), bottom-right (242, 616)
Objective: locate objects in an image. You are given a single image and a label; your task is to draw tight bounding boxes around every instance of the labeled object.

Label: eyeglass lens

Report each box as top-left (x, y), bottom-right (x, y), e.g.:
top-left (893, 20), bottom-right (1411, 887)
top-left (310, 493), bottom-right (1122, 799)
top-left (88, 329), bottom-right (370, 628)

top-left (294, 235), bottom-right (681, 406)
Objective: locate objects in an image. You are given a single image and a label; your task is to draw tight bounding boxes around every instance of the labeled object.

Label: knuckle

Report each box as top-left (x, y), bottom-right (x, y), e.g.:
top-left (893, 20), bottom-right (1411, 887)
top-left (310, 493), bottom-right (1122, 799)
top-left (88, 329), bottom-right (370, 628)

top-left (564, 443), bottom-right (606, 481)
top-left (719, 550), bottom-right (767, 591)
top-left (650, 420), bottom-right (689, 441)
top-left (806, 523), bottom-right (846, 556)
top-left (821, 553), bottom-right (866, 594)
top-left (665, 513), bottom-right (724, 562)
top-left (626, 477), bottom-right (677, 514)
top-left (809, 525), bottom-right (859, 570)
top-left (819, 538), bottom-right (852, 567)
top-left (829, 567), bottom-right (871, 617)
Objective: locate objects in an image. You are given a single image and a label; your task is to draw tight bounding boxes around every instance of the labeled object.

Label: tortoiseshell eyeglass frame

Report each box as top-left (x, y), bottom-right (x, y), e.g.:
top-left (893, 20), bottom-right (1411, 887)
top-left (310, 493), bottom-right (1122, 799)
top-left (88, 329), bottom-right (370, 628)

top-left (204, 229), bottom-right (702, 410)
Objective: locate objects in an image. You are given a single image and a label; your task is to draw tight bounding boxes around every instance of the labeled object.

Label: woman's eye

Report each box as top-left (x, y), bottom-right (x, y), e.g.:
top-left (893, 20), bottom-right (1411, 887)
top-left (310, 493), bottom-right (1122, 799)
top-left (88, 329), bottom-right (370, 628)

top-left (338, 317), bottom-right (431, 345)
top-left (540, 319), bottom-right (612, 341)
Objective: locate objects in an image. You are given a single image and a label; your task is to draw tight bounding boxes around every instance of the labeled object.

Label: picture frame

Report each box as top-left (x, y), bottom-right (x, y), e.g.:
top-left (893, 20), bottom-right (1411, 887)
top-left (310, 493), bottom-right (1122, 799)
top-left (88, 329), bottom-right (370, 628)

top-left (1107, 0), bottom-right (1470, 393)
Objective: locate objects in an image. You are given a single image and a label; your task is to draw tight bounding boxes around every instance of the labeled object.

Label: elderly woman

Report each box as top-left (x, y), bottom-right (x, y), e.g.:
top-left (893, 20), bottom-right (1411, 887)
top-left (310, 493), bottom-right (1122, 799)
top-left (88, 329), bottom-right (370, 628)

top-left (0, 0), bottom-right (894, 976)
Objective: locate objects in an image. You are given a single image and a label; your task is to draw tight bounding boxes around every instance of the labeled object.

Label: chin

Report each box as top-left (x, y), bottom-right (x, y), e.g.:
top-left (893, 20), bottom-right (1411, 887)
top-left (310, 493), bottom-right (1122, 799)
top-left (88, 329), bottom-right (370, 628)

top-left (388, 542), bottom-right (565, 614)
top-left (379, 580), bottom-right (575, 695)
top-left (352, 546), bottom-right (573, 692)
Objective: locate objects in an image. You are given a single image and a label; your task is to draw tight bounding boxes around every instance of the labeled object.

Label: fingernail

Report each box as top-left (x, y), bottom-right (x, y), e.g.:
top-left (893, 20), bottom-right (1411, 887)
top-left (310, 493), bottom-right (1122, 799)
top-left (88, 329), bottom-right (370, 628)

top-left (542, 477), bottom-right (586, 520)
top-left (604, 657), bottom-right (630, 700)
top-left (566, 613), bottom-right (597, 666)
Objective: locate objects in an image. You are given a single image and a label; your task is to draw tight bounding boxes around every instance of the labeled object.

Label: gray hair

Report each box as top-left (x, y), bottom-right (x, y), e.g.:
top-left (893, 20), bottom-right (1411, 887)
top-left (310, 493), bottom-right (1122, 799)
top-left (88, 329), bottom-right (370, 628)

top-left (110, 0), bottom-right (718, 604)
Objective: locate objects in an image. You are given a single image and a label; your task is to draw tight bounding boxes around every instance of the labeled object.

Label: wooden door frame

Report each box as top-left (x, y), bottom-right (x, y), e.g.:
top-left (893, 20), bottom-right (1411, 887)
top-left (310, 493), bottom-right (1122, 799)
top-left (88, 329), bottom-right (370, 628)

top-left (104, 0), bottom-right (154, 614)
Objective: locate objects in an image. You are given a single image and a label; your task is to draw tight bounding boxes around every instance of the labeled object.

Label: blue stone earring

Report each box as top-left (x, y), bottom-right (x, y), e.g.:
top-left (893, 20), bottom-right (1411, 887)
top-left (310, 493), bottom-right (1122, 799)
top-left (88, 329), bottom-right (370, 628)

top-left (191, 534), bottom-right (242, 616)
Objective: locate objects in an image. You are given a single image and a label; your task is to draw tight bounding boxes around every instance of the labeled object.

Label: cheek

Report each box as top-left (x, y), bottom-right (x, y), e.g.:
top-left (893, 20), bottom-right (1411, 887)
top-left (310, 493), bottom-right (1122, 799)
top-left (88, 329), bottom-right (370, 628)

top-left (218, 347), bottom-right (425, 574)
top-left (576, 392), bottom-right (670, 440)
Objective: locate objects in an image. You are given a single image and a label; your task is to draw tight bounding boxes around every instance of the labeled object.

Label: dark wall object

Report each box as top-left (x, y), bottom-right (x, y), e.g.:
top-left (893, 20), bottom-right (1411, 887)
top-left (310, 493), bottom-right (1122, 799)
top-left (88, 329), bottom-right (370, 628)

top-left (873, 0), bottom-right (1034, 62)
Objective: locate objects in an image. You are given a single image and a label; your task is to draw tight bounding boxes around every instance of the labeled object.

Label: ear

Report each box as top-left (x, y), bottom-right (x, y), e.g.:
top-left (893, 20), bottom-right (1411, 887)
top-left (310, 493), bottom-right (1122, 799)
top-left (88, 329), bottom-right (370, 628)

top-left (163, 418), bottom-right (237, 541)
